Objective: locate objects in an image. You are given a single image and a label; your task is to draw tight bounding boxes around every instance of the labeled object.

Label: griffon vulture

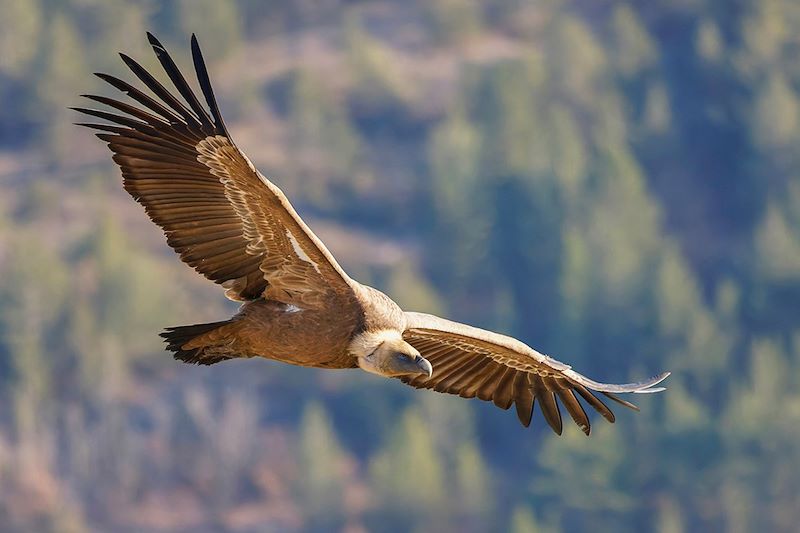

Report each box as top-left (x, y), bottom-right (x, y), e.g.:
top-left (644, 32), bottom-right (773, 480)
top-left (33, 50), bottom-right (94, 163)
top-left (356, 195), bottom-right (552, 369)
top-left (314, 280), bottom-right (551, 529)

top-left (75, 34), bottom-right (669, 435)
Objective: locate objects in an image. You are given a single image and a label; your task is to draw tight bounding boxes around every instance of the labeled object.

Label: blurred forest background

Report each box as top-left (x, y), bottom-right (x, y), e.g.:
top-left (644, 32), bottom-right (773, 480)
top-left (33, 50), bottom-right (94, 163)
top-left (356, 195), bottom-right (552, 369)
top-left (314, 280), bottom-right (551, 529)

top-left (1, 0), bottom-right (799, 531)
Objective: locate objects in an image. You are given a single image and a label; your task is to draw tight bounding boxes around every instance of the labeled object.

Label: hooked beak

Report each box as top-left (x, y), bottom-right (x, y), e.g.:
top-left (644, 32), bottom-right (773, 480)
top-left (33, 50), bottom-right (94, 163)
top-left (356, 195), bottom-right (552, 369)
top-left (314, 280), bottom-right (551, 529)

top-left (415, 356), bottom-right (433, 378)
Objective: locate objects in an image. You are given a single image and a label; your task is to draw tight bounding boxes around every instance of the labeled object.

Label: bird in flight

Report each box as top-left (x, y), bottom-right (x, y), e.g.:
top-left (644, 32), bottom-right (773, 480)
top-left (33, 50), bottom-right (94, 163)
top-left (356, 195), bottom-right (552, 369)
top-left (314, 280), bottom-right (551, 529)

top-left (75, 33), bottom-right (669, 435)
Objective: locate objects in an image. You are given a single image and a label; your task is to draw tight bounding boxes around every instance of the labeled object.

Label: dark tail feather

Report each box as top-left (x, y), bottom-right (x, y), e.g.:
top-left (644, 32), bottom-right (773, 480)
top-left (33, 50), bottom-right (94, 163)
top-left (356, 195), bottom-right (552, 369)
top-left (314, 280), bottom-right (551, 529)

top-left (160, 320), bottom-right (234, 365)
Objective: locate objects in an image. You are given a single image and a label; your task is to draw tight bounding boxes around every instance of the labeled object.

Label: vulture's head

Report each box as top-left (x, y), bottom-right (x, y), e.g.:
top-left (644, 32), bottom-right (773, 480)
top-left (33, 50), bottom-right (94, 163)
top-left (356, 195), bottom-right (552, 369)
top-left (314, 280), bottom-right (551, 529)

top-left (353, 332), bottom-right (433, 378)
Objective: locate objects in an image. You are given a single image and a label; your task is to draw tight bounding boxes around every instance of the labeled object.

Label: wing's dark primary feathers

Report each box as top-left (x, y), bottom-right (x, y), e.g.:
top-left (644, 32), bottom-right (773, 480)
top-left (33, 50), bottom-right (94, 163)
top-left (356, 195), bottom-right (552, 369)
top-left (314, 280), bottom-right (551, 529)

top-left (146, 32), bottom-right (215, 131)
top-left (402, 332), bottom-right (669, 435)
top-left (118, 52), bottom-right (202, 128)
top-left (401, 312), bottom-right (669, 435)
top-left (73, 33), bottom-right (269, 301)
top-left (93, 72), bottom-right (183, 124)
top-left (190, 34), bottom-right (230, 138)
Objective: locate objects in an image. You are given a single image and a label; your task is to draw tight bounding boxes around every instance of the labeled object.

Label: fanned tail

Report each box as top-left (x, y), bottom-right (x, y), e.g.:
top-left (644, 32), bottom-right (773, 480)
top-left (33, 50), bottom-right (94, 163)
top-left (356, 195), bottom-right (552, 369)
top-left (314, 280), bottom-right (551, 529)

top-left (160, 320), bottom-right (236, 365)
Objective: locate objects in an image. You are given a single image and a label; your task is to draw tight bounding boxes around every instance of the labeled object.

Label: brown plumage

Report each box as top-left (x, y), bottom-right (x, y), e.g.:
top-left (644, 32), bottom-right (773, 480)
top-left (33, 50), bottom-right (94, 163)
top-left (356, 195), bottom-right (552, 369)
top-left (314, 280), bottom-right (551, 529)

top-left (75, 33), bottom-right (669, 435)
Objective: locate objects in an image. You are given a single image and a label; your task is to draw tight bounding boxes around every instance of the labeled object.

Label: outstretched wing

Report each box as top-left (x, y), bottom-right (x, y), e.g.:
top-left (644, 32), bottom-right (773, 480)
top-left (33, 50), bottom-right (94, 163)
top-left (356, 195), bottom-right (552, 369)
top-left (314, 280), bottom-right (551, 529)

top-left (401, 312), bottom-right (669, 434)
top-left (74, 33), bottom-right (355, 308)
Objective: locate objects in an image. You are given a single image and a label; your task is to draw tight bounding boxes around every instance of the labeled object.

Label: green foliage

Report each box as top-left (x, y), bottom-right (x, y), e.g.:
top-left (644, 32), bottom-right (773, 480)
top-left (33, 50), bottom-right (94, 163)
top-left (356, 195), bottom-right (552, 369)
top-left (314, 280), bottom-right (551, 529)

top-left (369, 408), bottom-right (446, 519)
top-left (470, 58), bottom-right (545, 177)
top-left (546, 104), bottom-right (587, 199)
top-left (610, 5), bottom-right (657, 77)
top-left (386, 260), bottom-right (444, 315)
top-left (288, 68), bottom-right (362, 205)
top-left (429, 107), bottom-right (482, 219)
top-left (35, 14), bottom-right (86, 160)
top-left (696, 19), bottom-right (723, 62)
top-left (0, 0), bottom-right (42, 74)
top-left (424, 0), bottom-right (483, 46)
top-left (427, 107), bottom-right (490, 287)
top-left (344, 11), bottom-right (415, 110)
top-left (297, 402), bottom-right (347, 529)
top-left (454, 442), bottom-right (492, 518)
top-left (752, 72), bottom-right (798, 148)
top-left (742, 0), bottom-right (786, 64)
top-left (755, 203), bottom-right (800, 281)
top-left (177, 0), bottom-right (242, 61)
top-left (536, 424), bottom-right (632, 515)
top-left (642, 82), bottom-right (671, 134)
top-left (509, 505), bottom-right (544, 533)
top-left (546, 15), bottom-right (607, 105)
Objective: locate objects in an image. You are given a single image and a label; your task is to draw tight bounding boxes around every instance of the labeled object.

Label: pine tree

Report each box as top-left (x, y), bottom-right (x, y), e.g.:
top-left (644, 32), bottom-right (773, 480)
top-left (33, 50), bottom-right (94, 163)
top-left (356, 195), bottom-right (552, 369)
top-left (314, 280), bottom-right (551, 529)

top-left (368, 408), bottom-right (445, 527)
top-left (0, 0), bottom-right (42, 75)
top-left (288, 69), bottom-right (361, 206)
top-left (297, 402), bottom-right (347, 530)
top-left (178, 0), bottom-right (241, 62)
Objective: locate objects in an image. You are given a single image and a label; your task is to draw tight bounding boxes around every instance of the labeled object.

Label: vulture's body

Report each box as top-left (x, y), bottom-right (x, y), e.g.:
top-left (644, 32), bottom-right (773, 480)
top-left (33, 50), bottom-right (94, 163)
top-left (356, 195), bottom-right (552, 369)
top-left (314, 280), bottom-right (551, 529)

top-left (75, 33), bottom-right (669, 435)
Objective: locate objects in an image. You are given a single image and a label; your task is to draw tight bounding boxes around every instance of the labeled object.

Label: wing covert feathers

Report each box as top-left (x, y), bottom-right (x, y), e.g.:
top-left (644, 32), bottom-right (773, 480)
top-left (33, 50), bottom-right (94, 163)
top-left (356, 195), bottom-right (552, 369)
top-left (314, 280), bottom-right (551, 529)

top-left (401, 312), bottom-right (670, 435)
